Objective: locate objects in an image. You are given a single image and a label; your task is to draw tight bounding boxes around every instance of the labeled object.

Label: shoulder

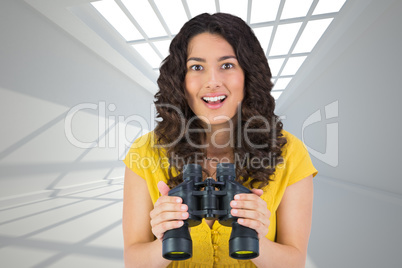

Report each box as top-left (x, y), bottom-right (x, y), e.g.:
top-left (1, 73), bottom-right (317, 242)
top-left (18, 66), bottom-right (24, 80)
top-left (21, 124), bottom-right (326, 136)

top-left (123, 131), bottom-right (171, 202)
top-left (126, 131), bottom-right (165, 156)
top-left (123, 131), bottom-right (166, 170)
top-left (281, 129), bottom-right (301, 145)
top-left (280, 130), bottom-right (307, 159)
top-left (131, 131), bottom-right (155, 150)
top-left (277, 129), bottom-right (318, 184)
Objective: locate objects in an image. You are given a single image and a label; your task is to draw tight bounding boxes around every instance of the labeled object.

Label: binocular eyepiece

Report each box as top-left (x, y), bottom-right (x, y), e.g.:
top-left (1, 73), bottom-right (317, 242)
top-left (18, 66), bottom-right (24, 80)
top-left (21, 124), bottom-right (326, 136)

top-left (162, 163), bottom-right (259, 261)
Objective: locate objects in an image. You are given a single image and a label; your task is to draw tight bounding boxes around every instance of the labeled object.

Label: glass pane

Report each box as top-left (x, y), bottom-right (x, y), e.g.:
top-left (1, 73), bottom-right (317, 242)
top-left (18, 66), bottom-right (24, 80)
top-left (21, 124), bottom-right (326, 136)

top-left (271, 91), bottom-right (283, 100)
top-left (219, 0), bottom-right (248, 22)
top-left (155, 0), bottom-right (188, 34)
top-left (313, 0), bottom-right (348, 15)
top-left (281, 56), bottom-right (307, 76)
top-left (253, 26), bottom-right (273, 53)
top-left (153, 40), bottom-right (172, 59)
top-left (273, 78), bottom-right (292, 90)
top-left (251, 0), bottom-right (281, 23)
top-left (91, 0), bottom-right (143, 41)
top-left (293, 18), bottom-right (333, 53)
top-left (269, 22), bottom-right (302, 56)
top-left (132, 43), bottom-right (162, 68)
top-left (122, 0), bottom-right (166, 38)
top-left (187, 0), bottom-right (216, 17)
top-left (268, 58), bottom-right (285, 77)
top-left (281, 0), bottom-right (314, 19)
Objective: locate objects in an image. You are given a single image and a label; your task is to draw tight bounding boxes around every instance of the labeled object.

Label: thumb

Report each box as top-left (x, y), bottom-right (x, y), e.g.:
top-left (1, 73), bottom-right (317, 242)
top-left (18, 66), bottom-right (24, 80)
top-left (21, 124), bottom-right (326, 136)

top-left (157, 181), bottom-right (170, 196)
top-left (251, 188), bottom-right (264, 197)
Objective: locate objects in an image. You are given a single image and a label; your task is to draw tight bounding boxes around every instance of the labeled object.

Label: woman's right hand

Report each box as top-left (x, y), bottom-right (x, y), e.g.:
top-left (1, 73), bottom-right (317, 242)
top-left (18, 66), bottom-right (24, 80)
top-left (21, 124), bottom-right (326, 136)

top-left (149, 181), bottom-right (189, 240)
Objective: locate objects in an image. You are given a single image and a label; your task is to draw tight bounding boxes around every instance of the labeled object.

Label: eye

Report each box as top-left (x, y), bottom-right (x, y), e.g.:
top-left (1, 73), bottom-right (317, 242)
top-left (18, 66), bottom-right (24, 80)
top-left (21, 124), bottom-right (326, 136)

top-left (222, 63), bottom-right (234, 69)
top-left (190, 65), bottom-right (204, 71)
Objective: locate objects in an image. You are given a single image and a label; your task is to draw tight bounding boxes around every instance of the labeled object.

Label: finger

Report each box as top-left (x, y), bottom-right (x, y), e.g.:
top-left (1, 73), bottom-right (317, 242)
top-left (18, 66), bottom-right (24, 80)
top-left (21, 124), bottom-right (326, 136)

top-left (231, 193), bottom-right (267, 208)
top-left (251, 188), bottom-right (263, 197)
top-left (153, 220), bottom-right (185, 240)
top-left (151, 211), bottom-right (189, 227)
top-left (150, 202), bottom-right (188, 219)
top-left (230, 199), bottom-right (271, 220)
top-left (157, 181), bottom-right (171, 196)
top-left (154, 194), bottom-right (182, 207)
top-left (234, 192), bottom-right (262, 201)
top-left (237, 218), bottom-right (269, 239)
top-left (233, 193), bottom-right (267, 210)
top-left (231, 207), bottom-right (262, 221)
top-left (231, 199), bottom-right (267, 211)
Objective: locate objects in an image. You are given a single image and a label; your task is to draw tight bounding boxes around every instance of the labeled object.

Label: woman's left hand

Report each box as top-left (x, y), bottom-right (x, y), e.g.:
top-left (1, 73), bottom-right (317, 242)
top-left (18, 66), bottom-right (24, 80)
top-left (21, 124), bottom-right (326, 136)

top-left (230, 189), bottom-right (271, 239)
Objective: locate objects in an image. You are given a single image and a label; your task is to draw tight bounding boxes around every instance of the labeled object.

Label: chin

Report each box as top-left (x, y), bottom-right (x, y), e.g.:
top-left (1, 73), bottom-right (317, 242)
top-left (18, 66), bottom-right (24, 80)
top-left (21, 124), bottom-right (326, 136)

top-left (205, 116), bottom-right (236, 126)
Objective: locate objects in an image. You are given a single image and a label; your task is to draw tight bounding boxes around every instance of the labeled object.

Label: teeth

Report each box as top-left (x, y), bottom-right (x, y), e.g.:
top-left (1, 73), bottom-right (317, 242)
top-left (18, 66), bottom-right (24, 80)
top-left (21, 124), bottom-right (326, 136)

top-left (202, 95), bottom-right (226, 102)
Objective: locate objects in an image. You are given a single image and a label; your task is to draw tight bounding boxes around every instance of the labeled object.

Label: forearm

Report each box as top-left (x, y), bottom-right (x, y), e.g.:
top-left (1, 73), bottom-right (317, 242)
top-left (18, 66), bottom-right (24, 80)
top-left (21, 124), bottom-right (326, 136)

top-left (251, 237), bottom-right (306, 268)
top-left (124, 239), bottom-right (171, 268)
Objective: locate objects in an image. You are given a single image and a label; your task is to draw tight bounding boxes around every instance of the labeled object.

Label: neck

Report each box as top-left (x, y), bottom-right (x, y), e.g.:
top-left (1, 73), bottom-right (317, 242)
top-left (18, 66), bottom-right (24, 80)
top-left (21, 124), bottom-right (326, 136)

top-left (204, 121), bottom-right (235, 159)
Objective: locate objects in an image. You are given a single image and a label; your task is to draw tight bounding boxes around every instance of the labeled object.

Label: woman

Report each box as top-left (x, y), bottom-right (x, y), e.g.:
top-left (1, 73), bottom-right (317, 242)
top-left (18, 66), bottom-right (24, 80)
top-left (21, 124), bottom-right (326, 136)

top-left (123, 13), bottom-right (317, 267)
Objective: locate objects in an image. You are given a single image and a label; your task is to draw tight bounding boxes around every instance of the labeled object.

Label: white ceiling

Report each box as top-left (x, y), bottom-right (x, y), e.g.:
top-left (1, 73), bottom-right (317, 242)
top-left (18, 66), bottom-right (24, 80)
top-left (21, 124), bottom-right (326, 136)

top-left (25, 0), bottom-right (348, 100)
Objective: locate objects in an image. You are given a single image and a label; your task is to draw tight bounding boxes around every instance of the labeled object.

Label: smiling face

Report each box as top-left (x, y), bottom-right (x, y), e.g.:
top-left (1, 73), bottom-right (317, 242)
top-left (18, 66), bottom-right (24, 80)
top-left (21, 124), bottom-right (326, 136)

top-left (184, 33), bottom-right (245, 126)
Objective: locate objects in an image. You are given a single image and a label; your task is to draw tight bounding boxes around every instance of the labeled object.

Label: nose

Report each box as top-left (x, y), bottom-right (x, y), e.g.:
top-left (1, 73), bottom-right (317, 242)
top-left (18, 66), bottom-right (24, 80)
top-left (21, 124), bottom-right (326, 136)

top-left (204, 68), bottom-right (223, 89)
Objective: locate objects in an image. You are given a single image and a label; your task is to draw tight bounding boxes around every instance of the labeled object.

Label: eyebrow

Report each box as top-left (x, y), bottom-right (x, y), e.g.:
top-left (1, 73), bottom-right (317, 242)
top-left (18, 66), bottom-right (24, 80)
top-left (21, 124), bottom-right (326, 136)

top-left (187, 55), bottom-right (237, 62)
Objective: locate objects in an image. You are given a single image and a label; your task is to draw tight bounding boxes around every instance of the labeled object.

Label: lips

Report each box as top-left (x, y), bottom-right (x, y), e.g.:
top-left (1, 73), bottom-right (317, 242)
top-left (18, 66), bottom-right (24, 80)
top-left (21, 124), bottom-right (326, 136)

top-left (202, 95), bottom-right (227, 104)
top-left (201, 94), bottom-right (227, 110)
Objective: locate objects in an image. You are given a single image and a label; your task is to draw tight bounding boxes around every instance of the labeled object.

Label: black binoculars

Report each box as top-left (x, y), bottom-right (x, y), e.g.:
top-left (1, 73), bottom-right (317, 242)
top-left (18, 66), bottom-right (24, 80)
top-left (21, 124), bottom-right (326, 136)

top-left (162, 163), bottom-right (259, 261)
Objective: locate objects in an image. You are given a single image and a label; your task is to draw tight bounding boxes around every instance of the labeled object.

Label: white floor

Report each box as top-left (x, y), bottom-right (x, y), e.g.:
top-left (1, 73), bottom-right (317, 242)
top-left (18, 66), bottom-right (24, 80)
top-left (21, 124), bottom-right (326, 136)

top-left (2, 175), bottom-right (400, 268)
top-left (0, 183), bottom-right (124, 268)
top-left (0, 179), bottom-right (321, 268)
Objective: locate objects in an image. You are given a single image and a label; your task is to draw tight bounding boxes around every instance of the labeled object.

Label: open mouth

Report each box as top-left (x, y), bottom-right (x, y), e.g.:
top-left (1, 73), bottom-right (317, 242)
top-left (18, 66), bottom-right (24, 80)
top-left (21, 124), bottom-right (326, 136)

top-left (202, 95), bottom-right (227, 104)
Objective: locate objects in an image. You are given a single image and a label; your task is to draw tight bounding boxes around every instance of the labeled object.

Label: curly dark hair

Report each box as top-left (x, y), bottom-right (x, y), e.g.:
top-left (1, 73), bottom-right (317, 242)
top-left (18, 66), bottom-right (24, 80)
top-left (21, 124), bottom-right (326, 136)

top-left (154, 13), bottom-right (286, 189)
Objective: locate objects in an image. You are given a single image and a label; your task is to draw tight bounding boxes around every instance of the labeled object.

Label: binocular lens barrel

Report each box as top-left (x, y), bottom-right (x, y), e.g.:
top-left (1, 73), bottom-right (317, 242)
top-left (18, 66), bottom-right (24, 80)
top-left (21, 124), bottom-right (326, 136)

top-left (162, 222), bottom-right (192, 260)
top-left (216, 163), bottom-right (236, 179)
top-left (182, 164), bottom-right (203, 179)
top-left (229, 222), bottom-right (259, 259)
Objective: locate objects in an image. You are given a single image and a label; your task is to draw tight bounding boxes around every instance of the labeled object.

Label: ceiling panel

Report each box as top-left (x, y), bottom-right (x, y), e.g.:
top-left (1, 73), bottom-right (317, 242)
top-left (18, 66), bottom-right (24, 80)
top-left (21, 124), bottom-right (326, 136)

top-left (86, 0), bottom-right (349, 100)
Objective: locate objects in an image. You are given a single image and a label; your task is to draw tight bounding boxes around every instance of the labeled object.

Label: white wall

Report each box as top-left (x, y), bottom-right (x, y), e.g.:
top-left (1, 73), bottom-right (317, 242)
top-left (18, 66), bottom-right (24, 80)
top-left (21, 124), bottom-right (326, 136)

top-left (276, 0), bottom-right (402, 267)
top-left (2, 0), bottom-right (402, 267)
top-left (0, 0), bottom-right (155, 207)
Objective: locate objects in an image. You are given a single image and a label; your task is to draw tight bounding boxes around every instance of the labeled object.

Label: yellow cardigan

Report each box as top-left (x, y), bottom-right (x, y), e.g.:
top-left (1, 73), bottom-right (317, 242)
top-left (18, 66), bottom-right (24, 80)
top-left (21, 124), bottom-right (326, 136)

top-left (124, 130), bottom-right (317, 267)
